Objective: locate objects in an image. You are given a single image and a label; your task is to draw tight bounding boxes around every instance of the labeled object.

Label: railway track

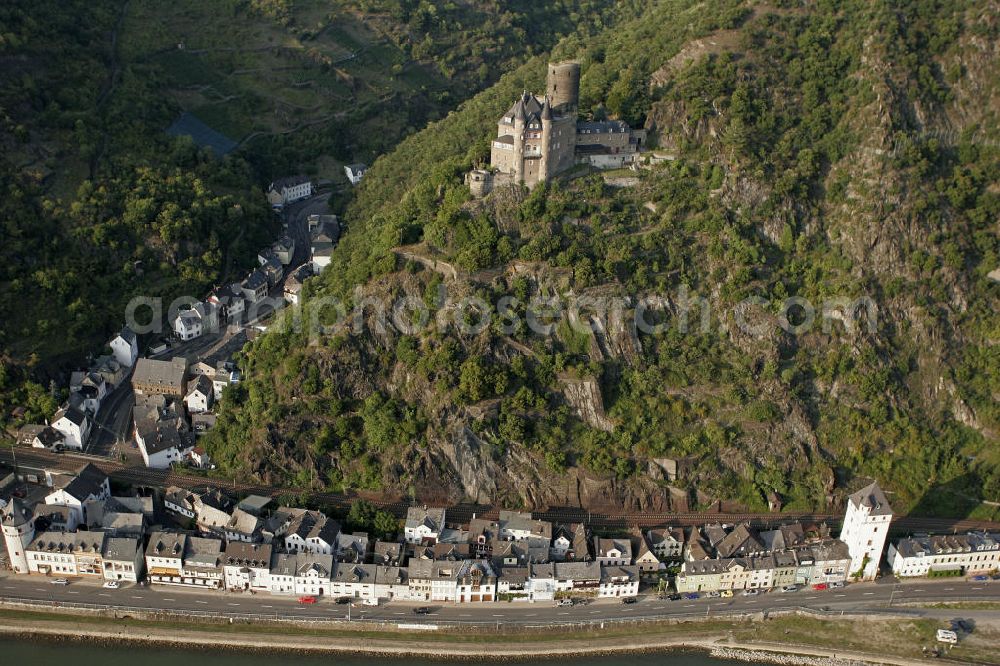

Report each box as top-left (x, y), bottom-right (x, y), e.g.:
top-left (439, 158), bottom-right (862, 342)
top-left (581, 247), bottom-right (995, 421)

top-left (3, 447), bottom-right (998, 533)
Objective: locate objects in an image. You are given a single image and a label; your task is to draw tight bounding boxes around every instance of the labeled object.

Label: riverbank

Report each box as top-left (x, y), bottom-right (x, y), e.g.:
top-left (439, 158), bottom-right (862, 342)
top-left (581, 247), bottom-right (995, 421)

top-left (0, 607), bottom-right (996, 665)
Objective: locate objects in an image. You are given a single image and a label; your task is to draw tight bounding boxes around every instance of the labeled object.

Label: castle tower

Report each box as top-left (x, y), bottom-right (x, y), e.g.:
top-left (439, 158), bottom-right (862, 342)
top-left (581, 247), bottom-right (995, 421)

top-left (512, 94), bottom-right (527, 184)
top-left (2, 498), bottom-right (36, 574)
top-left (546, 61), bottom-right (580, 113)
top-left (839, 481), bottom-right (893, 581)
top-left (539, 96), bottom-right (553, 180)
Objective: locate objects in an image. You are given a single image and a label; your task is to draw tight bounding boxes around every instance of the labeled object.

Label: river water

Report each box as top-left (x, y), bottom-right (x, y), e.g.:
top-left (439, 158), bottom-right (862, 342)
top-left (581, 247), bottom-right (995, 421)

top-left (1, 638), bottom-right (754, 665)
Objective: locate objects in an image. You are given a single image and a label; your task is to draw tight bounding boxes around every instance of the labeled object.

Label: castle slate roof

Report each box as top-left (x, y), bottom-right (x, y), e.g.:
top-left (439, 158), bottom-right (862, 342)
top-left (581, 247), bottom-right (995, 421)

top-left (848, 481), bottom-right (893, 516)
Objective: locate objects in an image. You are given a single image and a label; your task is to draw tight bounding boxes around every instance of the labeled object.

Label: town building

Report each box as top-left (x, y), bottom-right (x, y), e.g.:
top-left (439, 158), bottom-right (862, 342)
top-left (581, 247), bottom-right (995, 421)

top-left (44, 464), bottom-right (110, 526)
top-left (184, 375), bottom-right (214, 414)
top-left (69, 371), bottom-right (108, 414)
top-left (51, 406), bottom-right (91, 450)
top-left (132, 357), bottom-right (188, 398)
top-left (646, 527), bottom-right (686, 560)
top-left (888, 532), bottom-right (1000, 578)
top-left (344, 163), bottom-right (367, 185)
top-left (840, 481), bottom-right (893, 580)
top-left (173, 302), bottom-right (217, 341)
top-left (223, 542), bottom-right (273, 592)
top-left (110, 326), bottom-right (139, 367)
top-left (133, 395), bottom-right (194, 469)
top-left (240, 270), bottom-right (269, 304)
top-left (405, 506), bottom-right (446, 545)
top-left (266, 176), bottom-right (312, 209)
top-left (26, 531), bottom-right (106, 577)
top-left (274, 508), bottom-right (340, 555)
top-left (102, 536), bottom-right (145, 582)
top-left (594, 537), bottom-right (632, 566)
top-left (309, 216), bottom-right (339, 274)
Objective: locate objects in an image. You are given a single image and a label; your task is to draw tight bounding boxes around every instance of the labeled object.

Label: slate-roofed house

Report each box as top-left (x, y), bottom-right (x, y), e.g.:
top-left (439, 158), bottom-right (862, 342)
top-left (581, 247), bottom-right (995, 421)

top-left (26, 531), bottom-right (106, 577)
top-left (223, 542), bottom-right (273, 591)
top-left (224, 508), bottom-right (263, 543)
top-left (715, 523), bottom-right (766, 559)
top-left (279, 508), bottom-right (340, 555)
top-left (110, 326), bottom-right (139, 367)
top-left (550, 523), bottom-right (590, 562)
top-left (498, 510), bottom-right (552, 542)
top-left (646, 527), bottom-right (686, 560)
top-left (102, 536), bottom-right (145, 582)
top-left (889, 532), bottom-right (1000, 577)
top-left (266, 176), bottom-right (312, 209)
top-left (133, 394), bottom-right (194, 469)
top-left (405, 506), bottom-right (446, 545)
top-left (44, 463), bottom-right (110, 526)
top-left (240, 270), bottom-right (269, 304)
top-left (336, 532), bottom-right (370, 563)
top-left (51, 406), bottom-right (91, 450)
top-left (331, 561), bottom-right (376, 600)
top-left (373, 540), bottom-right (405, 566)
top-left (633, 534), bottom-right (664, 572)
top-left (184, 375), bottom-right (214, 414)
top-left (132, 357), bottom-right (188, 398)
top-left (594, 537), bottom-right (632, 566)
top-left (344, 163), bottom-right (367, 185)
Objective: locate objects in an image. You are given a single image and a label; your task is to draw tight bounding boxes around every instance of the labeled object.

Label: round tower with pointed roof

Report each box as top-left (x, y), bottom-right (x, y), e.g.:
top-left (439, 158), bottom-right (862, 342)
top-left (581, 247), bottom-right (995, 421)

top-left (2, 498), bottom-right (36, 574)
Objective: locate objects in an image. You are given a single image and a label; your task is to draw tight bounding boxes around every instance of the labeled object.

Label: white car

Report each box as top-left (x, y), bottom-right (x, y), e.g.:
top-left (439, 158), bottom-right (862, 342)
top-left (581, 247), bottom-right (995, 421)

top-left (103, 581), bottom-right (120, 589)
top-left (50, 578), bottom-right (69, 585)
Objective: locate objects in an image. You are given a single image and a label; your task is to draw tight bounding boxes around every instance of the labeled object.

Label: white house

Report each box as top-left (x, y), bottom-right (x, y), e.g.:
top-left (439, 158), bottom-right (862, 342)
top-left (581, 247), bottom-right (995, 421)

top-left (164, 487), bottom-right (197, 519)
top-left (240, 270), bottom-right (269, 304)
top-left (146, 533), bottom-right (224, 589)
top-left (44, 464), bottom-right (110, 526)
top-left (281, 509), bottom-right (340, 555)
top-left (594, 537), bottom-right (632, 566)
top-left (184, 375), bottom-right (214, 414)
top-left (598, 565), bottom-right (640, 598)
top-left (310, 218), bottom-right (338, 274)
top-left (888, 532), bottom-right (1000, 578)
top-left (133, 396), bottom-right (194, 469)
top-left (51, 406), bottom-right (91, 450)
top-left (69, 371), bottom-right (108, 414)
top-left (297, 555), bottom-right (336, 597)
top-left (110, 326), bottom-right (139, 367)
top-left (498, 510), bottom-right (552, 541)
top-left (266, 176), bottom-right (312, 209)
top-left (647, 527), bottom-right (686, 560)
top-left (173, 302), bottom-right (217, 341)
top-left (102, 536), bottom-right (145, 582)
top-left (344, 162), bottom-right (367, 185)
top-left (223, 542), bottom-right (273, 592)
top-left (840, 481), bottom-right (893, 580)
top-left (405, 506), bottom-right (446, 545)
top-left (26, 531), bottom-right (106, 577)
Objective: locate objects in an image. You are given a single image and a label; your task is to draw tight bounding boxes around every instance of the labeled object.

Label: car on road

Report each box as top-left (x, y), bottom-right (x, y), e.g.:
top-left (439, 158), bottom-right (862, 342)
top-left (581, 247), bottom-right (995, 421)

top-left (413, 606), bottom-right (431, 615)
top-left (297, 596), bottom-right (317, 604)
top-left (620, 597), bottom-right (637, 605)
top-left (707, 591), bottom-right (721, 598)
top-left (50, 578), bottom-right (69, 586)
top-left (971, 575), bottom-right (989, 582)
top-left (335, 597), bottom-right (352, 604)
top-left (362, 598), bottom-right (379, 606)
top-left (719, 590), bottom-right (733, 598)
top-left (556, 599), bottom-right (574, 607)
top-left (812, 583), bottom-right (828, 591)
top-left (829, 581), bottom-right (845, 588)
top-left (102, 581), bottom-right (120, 589)
top-left (667, 593), bottom-right (683, 601)
top-left (742, 589), bottom-right (759, 597)
top-left (684, 592), bottom-right (700, 600)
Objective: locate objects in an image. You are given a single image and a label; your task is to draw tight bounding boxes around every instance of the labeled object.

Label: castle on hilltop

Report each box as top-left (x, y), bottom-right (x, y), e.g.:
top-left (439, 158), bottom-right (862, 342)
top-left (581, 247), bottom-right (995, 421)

top-left (467, 62), bottom-right (646, 196)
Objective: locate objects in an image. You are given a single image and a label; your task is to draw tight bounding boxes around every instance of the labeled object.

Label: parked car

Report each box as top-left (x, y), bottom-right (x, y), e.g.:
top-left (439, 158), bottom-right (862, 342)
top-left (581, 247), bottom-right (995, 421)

top-left (781, 585), bottom-right (799, 593)
top-left (668, 593), bottom-right (683, 601)
top-left (297, 596), bottom-right (317, 604)
top-left (971, 575), bottom-right (989, 582)
top-left (812, 583), bottom-right (829, 591)
top-left (50, 578), bottom-right (69, 586)
top-left (413, 606), bottom-right (431, 615)
top-left (829, 581), bottom-right (845, 589)
top-left (719, 590), bottom-right (733, 598)
top-left (556, 599), bottom-right (574, 607)
top-left (620, 597), bottom-right (637, 605)
top-left (684, 592), bottom-right (700, 600)
top-left (102, 581), bottom-right (120, 589)
top-left (362, 598), bottom-right (379, 606)
top-left (335, 597), bottom-right (352, 605)
top-left (707, 591), bottom-right (721, 598)
top-left (742, 589), bottom-right (759, 597)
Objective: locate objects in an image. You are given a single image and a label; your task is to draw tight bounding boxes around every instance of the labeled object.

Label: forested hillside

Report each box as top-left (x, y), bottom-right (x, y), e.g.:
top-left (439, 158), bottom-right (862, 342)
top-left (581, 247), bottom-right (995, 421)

top-left (0, 0), bottom-right (618, 425)
top-left (204, 0), bottom-right (1000, 518)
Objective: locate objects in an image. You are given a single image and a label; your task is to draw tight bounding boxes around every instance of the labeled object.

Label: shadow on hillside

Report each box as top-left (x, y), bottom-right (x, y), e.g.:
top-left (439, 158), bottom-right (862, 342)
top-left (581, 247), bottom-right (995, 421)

top-left (908, 473), bottom-right (983, 521)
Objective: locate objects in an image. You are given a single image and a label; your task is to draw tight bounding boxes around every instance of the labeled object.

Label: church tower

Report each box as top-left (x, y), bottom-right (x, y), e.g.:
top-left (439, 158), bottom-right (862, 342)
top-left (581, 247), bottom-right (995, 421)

top-left (2, 499), bottom-right (36, 574)
top-left (839, 481), bottom-right (893, 581)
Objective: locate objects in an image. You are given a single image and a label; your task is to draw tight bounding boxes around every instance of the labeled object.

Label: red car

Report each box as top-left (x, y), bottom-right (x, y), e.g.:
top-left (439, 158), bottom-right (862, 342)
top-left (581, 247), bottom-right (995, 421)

top-left (298, 596), bottom-right (318, 604)
top-left (812, 583), bottom-right (828, 591)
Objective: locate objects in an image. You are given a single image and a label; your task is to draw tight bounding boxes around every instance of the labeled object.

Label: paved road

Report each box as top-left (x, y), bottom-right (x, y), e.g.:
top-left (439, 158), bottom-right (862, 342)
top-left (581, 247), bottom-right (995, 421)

top-left (0, 574), bottom-right (996, 626)
top-left (88, 377), bottom-right (135, 458)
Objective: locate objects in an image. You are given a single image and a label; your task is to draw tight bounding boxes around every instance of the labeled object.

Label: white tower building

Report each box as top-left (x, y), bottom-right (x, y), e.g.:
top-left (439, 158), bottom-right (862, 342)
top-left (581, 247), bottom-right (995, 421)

top-left (2, 499), bottom-right (36, 574)
top-left (840, 481), bottom-right (893, 581)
